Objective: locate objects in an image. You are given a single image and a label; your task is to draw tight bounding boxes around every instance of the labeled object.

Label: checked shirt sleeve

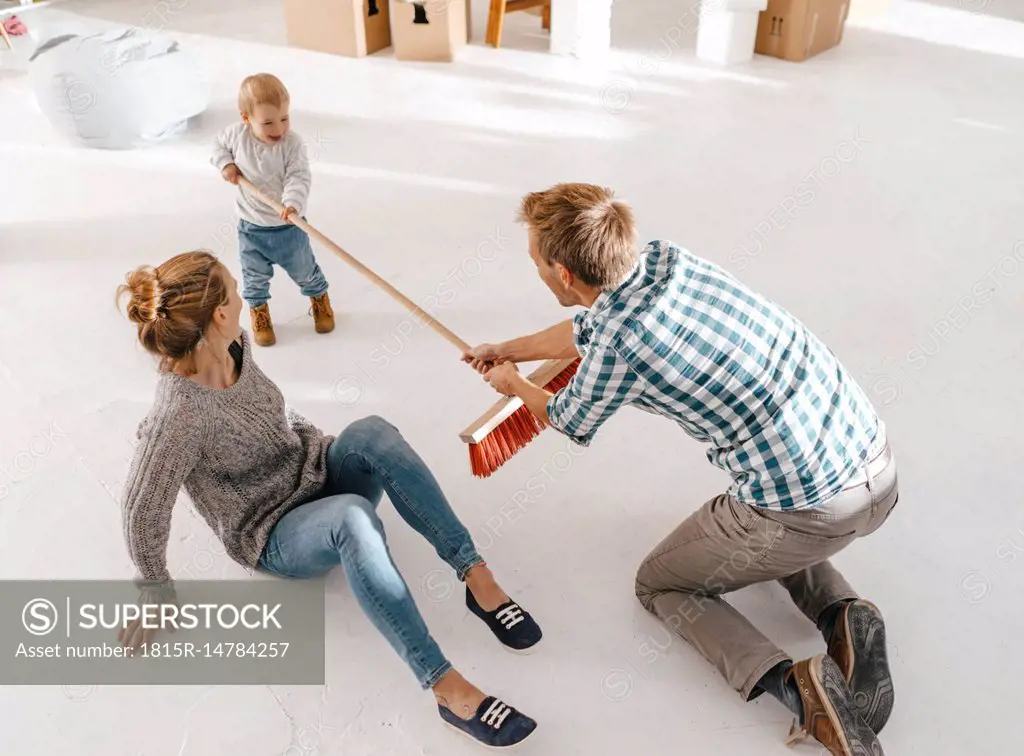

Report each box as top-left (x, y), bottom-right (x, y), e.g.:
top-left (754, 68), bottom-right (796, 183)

top-left (546, 342), bottom-right (644, 446)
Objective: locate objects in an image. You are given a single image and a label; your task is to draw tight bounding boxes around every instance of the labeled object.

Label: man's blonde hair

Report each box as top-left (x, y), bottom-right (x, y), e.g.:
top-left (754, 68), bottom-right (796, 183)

top-left (517, 183), bottom-right (638, 289)
top-left (238, 73), bottom-right (290, 116)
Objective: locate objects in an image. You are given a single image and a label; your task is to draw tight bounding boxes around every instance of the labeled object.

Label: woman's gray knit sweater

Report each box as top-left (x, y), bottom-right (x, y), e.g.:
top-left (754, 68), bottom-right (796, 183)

top-left (121, 331), bottom-right (334, 588)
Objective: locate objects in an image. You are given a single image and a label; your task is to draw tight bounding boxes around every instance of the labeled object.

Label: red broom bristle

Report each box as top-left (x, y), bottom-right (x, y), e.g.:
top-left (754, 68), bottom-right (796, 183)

top-left (468, 359), bottom-right (581, 478)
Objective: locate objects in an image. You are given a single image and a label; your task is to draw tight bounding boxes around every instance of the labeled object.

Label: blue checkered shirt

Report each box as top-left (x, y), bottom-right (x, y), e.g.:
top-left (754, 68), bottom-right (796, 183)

top-left (545, 240), bottom-right (886, 511)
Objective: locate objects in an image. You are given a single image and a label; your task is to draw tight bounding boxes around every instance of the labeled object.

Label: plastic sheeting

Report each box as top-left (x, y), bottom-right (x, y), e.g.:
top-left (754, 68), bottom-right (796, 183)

top-left (28, 27), bottom-right (209, 150)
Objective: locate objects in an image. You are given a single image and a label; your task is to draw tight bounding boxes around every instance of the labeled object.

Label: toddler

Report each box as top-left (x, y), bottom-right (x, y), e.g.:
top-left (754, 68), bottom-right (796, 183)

top-left (211, 73), bottom-right (334, 346)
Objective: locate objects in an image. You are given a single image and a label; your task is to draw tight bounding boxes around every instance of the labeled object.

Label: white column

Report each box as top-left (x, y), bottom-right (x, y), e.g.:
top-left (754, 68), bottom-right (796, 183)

top-left (549, 0), bottom-right (614, 61)
top-left (694, 0), bottom-right (768, 65)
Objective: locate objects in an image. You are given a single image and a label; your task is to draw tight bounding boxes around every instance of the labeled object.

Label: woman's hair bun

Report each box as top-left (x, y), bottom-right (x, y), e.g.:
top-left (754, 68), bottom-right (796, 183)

top-left (122, 266), bottom-right (165, 325)
top-left (117, 250), bottom-right (226, 376)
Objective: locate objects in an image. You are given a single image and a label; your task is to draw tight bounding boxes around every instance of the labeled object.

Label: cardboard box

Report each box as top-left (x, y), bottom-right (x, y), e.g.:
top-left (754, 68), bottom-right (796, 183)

top-left (390, 0), bottom-right (467, 63)
top-left (283, 0), bottom-right (391, 58)
top-left (755, 0), bottom-right (850, 62)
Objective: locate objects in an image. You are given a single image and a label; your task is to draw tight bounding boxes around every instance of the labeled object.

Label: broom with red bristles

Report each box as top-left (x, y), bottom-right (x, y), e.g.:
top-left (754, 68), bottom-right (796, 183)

top-left (458, 357), bottom-right (580, 477)
top-left (237, 177), bottom-right (579, 478)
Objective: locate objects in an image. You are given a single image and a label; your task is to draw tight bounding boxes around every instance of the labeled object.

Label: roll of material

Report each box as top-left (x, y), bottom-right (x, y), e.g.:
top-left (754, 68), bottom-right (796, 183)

top-left (28, 27), bottom-right (209, 150)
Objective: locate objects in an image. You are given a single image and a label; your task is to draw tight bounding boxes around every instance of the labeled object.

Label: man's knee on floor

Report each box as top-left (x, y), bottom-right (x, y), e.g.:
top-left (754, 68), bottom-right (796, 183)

top-left (635, 578), bottom-right (712, 633)
top-left (634, 555), bottom-right (710, 611)
top-left (634, 561), bottom-right (660, 610)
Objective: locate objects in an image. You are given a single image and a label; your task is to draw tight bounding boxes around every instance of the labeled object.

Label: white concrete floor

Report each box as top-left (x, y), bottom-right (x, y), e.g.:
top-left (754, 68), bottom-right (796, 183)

top-left (2, 0), bottom-right (1023, 753)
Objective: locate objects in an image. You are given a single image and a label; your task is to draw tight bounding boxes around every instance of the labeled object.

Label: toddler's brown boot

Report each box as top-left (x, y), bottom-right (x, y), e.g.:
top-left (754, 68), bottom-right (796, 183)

top-left (310, 292), bottom-right (335, 334)
top-left (250, 304), bottom-right (276, 346)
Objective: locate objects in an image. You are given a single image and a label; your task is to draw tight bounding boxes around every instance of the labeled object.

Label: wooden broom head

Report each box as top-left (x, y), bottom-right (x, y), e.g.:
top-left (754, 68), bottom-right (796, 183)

top-left (461, 357), bottom-right (580, 478)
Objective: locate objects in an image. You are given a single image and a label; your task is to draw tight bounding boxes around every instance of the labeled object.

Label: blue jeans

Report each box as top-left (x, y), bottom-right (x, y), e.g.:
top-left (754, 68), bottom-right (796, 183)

top-left (258, 415), bottom-right (484, 689)
top-left (238, 218), bottom-right (329, 308)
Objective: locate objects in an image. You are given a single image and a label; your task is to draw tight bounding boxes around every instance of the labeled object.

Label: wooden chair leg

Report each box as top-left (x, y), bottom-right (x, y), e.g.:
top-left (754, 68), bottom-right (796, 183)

top-left (486, 0), bottom-right (506, 48)
top-left (541, 2), bottom-right (550, 31)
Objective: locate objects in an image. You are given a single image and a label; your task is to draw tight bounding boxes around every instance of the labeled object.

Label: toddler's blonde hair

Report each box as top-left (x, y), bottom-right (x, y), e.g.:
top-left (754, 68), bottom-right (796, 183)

top-left (238, 73), bottom-right (290, 116)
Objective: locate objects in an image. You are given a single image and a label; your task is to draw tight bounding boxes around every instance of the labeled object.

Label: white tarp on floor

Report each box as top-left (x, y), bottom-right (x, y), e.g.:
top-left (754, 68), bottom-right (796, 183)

top-left (28, 27), bottom-right (208, 149)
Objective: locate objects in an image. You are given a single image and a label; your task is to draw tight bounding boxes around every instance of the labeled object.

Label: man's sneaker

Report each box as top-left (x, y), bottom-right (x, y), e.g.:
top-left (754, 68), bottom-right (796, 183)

top-left (439, 696), bottom-right (537, 749)
top-left (310, 292), bottom-right (335, 333)
top-left (785, 655), bottom-right (885, 756)
top-left (466, 588), bottom-right (542, 653)
top-left (828, 599), bottom-right (894, 734)
top-left (250, 304), bottom-right (276, 346)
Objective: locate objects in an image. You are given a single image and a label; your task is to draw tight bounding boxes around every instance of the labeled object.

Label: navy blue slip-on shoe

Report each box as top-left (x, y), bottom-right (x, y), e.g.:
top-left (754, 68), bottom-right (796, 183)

top-left (466, 588), bottom-right (542, 653)
top-left (439, 696), bottom-right (537, 749)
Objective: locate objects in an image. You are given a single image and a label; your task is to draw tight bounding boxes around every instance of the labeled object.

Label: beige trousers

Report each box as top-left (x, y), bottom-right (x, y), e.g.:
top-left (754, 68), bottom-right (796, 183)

top-left (634, 442), bottom-right (899, 701)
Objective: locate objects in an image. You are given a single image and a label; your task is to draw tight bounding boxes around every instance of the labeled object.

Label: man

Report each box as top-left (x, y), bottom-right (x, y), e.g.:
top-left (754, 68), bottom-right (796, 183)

top-left (464, 183), bottom-right (898, 755)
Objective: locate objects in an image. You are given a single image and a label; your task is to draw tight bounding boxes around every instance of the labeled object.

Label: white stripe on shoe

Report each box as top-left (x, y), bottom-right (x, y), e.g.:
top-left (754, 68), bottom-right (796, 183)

top-left (482, 699), bottom-right (513, 728)
top-left (495, 604), bottom-right (525, 629)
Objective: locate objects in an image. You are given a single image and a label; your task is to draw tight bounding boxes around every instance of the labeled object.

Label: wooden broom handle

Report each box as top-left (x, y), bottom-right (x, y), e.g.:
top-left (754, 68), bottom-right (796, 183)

top-left (237, 176), bottom-right (473, 353)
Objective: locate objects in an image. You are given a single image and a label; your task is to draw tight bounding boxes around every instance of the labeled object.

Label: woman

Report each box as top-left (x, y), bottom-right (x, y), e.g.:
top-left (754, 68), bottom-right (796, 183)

top-left (115, 250), bottom-right (540, 749)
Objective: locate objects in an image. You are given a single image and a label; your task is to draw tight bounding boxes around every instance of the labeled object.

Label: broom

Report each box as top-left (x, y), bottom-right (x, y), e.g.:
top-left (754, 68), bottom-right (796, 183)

top-left (236, 177), bottom-right (578, 477)
top-left (457, 357), bottom-right (579, 477)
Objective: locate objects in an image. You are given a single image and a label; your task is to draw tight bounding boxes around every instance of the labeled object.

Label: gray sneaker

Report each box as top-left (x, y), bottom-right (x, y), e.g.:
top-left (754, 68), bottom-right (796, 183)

top-left (785, 654), bottom-right (885, 756)
top-left (828, 600), bottom-right (894, 734)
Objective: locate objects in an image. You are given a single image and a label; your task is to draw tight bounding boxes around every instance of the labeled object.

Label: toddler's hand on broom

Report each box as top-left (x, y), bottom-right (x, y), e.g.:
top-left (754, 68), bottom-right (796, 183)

top-left (221, 163), bottom-right (242, 184)
top-left (280, 206), bottom-right (298, 222)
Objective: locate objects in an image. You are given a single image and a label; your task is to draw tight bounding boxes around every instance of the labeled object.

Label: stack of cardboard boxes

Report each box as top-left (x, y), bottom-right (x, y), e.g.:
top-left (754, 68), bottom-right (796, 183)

top-left (283, 0), bottom-right (469, 63)
top-left (283, 0), bottom-right (856, 66)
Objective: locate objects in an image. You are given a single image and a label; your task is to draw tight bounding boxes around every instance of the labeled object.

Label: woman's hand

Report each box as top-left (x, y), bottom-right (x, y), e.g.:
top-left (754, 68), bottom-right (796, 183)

top-left (118, 615), bottom-right (154, 652)
top-left (280, 206), bottom-right (298, 222)
top-left (117, 601), bottom-right (176, 653)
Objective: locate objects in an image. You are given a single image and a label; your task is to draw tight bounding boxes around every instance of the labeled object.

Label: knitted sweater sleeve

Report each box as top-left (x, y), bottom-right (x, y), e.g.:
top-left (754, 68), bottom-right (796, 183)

top-left (121, 391), bottom-right (202, 594)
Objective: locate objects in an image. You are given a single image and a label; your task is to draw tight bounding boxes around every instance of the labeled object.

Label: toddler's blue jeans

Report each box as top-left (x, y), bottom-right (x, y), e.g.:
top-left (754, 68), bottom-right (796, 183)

top-left (238, 218), bottom-right (328, 308)
top-left (258, 416), bottom-right (483, 689)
